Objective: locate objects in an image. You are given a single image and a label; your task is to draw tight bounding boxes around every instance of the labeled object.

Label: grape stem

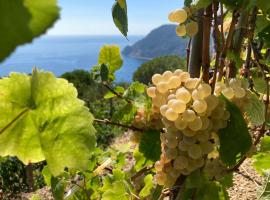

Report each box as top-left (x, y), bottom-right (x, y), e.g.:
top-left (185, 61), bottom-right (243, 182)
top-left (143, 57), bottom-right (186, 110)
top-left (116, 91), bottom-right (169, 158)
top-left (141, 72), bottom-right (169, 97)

top-left (103, 82), bottom-right (133, 103)
top-left (94, 118), bottom-right (144, 132)
top-left (211, 1), bottom-right (221, 92)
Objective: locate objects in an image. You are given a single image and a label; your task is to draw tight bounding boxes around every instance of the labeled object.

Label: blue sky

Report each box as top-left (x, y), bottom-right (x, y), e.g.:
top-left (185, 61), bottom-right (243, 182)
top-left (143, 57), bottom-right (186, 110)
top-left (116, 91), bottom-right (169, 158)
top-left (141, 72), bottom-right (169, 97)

top-left (47, 0), bottom-right (184, 36)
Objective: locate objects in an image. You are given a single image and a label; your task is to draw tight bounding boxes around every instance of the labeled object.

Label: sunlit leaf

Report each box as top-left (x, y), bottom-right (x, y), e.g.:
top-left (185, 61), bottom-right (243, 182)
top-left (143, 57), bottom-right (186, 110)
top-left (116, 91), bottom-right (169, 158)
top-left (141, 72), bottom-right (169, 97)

top-left (112, 0), bottom-right (128, 37)
top-left (139, 174), bottom-right (154, 198)
top-left (98, 45), bottom-right (123, 73)
top-left (0, 69), bottom-right (96, 176)
top-left (0, 0), bottom-right (59, 62)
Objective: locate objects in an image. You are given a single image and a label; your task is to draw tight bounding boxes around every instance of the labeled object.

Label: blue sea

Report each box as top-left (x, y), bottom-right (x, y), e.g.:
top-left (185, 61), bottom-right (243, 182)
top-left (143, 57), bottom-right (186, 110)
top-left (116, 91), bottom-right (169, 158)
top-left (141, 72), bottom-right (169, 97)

top-left (0, 35), bottom-right (145, 82)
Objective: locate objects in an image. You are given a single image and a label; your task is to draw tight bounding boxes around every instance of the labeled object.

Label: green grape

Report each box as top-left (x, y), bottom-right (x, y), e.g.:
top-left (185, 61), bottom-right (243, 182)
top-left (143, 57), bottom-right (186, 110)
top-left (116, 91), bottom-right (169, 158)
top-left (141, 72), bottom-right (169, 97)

top-left (174, 117), bottom-right (188, 130)
top-left (198, 83), bottom-right (212, 98)
top-left (152, 95), bottom-right (166, 107)
top-left (176, 88), bottom-right (191, 103)
top-left (180, 168), bottom-right (190, 175)
top-left (166, 137), bottom-right (178, 148)
top-left (185, 78), bottom-right (199, 89)
top-left (168, 11), bottom-right (177, 22)
top-left (171, 100), bottom-right (186, 113)
top-left (196, 131), bottom-right (209, 142)
top-left (168, 99), bottom-right (177, 107)
top-left (182, 128), bottom-right (196, 137)
top-left (183, 135), bottom-right (196, 144)
top-left (193, 100), bottom-right (207, 113)
top-left (147, 86), bottom-right (156, 98)
top-left (152, 73), bottom-right (163, 85)
top-left (222, 87), bottom-right (234, 99)
top-left (167, 94), bottom-right (176, 101)
top-left (188, 144), bottom-right (202, 159)
top-left (178, 140), bottom-right (191, 151)
top-left (162, 70), bottom-right (173, 80)
top-left (192, 89), bottom-right (204, 100)
top-left (165, 108), bottom-right (179, 121)
top-left (234, 87), bottom-right (246, 98)
top-left (154, 161), bottom-right (163, 171)
top-left (214, 82), bottom-right (225, 95)
top-left (188, 116), bottom-right (203, 131)
top-left (155, 172), bottom-right (167, 185)
top-left (165, 148), bottom-right (178, 160)
top-left (179, 72), bottom-right (190, 82)
top-left (168, 76), bottom-right (182, 88)
top-left (176, 25), bottom-right (186, 37)
top-left (174, 155), bottom-right (188, 169)
top-left (211, 107), bottom-right (224, 119)
top-left (200, 117), bottom-right (210, 130)
top-left (174, 69), bottom-right (183, 76)
top-left (160, 104), bottom-right (169, 116)
top-left (168, 168), bottom-right (181, 179)
top-left (186, 21), bottom-right (198, 37)
top-left (157, 81), bottom-right (169, 93)
top-left (182, 109), bottom-right (196, 122)
top-left (200, 141), bottom-right (214, 154)
top-left (205, 95), bottom-right (219, 111)
top-left (174, 9), bottom-right (188, 23)
top-left (229, 78), bottom-right (242, 89)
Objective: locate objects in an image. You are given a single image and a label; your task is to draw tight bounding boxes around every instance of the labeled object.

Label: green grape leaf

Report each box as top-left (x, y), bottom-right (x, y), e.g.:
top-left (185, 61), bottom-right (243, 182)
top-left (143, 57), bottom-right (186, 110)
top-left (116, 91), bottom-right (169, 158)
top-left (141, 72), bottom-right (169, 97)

top-left (0, 69), bottom-right (96, 176)
top-left (261, 136), bottom-right (270, 152)
top-left (139, 130), bottom-right (161, 162)
top-left (29, 194), bottom-right (42, 200)
top-left (184, 0), bottom-right (193, 6)
top-left (112, 0), bottom-right (128, 37)
top-left (192, 0), bottom-right (212, 9)
top-left (195, 181), bottom-right (229, 200)
top-left (133, 148), bottom-right (153, 172)
top-left (244, 93), bottom-right (265, 126)
top-left (253, 153), bottom-right (270, 174)
top-left (218, 96), bottom-right (252, 166)
top-left (102, 181), bottom-right (129, 200)
top-left (104, 91), bottom-right (116, 99)
top-left (253, 136), bottom-right (270, 174)
top-left (0, 0), bottom-right (59, 62)
top-left (139, 174), bottom-right (154, 198)
top-left (219, 173), bottom-right (234, 188)
top-left (185, 170), bottom-right (206, 188)
top-left (257, 0), bottom-right (270, 13)
top-left (51, 176), bottom-right (67, 200)
top-left (258, 172), bottom-right (270, 200)
top-left (112, 103), bottom-right (137, 124)
top-left (98, 45), bottom-right (123, 73)
top-left (100, 64), bottom-right (109, 82)
top-left (42, 166), bottom-right (52, 186)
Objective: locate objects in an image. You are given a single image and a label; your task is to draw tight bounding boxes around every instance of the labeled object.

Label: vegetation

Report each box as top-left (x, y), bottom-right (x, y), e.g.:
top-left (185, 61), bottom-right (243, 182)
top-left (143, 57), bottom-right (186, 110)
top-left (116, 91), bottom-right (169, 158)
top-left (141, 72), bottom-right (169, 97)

top-left (133, 56), bottom-right (186, 84)
top-left (0, 0), bottom-right (270, 200)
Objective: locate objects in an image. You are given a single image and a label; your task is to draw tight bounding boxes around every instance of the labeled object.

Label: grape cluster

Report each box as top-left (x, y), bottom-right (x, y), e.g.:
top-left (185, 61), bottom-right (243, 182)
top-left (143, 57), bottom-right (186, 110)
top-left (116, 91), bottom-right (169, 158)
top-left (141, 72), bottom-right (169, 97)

top-left (214, 78), bottom-right (252, 124)
top-left (168, 8), bottom-right (198, 37)
top-left (146, 70), bottom-right (229, 187)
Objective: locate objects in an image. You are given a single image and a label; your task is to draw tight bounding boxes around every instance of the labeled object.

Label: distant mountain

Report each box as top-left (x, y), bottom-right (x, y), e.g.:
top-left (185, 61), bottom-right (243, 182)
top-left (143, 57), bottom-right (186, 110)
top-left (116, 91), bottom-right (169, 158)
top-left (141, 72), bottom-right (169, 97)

top-left (123, 24), bottom-right (188, 59)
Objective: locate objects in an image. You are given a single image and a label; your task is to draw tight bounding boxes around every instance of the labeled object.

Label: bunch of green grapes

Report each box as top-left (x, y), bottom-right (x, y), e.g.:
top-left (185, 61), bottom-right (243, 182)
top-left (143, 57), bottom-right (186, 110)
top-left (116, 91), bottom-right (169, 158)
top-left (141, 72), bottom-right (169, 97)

top-left (146, 70), bottom-right (229, 187)
top-left (214, 78), bottom-right (254, 126)
top-left (203, 158), bottom-right (227, 180)
top-left (168, 7), bottom-right (198, 37)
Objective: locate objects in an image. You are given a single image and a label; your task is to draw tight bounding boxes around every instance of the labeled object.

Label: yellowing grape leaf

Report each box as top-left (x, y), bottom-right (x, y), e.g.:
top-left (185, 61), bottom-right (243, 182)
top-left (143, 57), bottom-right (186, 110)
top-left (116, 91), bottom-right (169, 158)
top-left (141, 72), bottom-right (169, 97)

top-left (0, 0), bottom-right (59, 62)
top-left (0, 69), bottom-right (96, 176)
top-left (98, 45), bottom-right (123, 73)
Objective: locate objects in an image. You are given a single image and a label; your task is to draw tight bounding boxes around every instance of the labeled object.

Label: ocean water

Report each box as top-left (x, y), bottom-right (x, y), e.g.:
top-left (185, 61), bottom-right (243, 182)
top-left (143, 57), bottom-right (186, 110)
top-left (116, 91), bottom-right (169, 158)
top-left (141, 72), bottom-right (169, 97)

top-left (0, 35), bottom-right (144, 82)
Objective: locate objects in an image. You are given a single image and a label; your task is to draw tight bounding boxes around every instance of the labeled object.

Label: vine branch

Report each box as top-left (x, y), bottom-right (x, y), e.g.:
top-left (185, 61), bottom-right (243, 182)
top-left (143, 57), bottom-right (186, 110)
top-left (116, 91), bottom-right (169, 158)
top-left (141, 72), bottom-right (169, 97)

top-left (94, 118), bottom-right (144, 132)
top-left (103, 83), bottom-right (133, 103)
